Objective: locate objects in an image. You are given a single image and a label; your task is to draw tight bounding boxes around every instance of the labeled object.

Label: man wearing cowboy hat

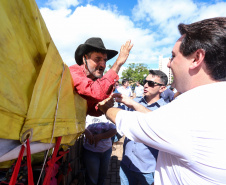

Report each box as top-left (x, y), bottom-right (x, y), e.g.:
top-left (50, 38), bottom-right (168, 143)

top-left (69, 37), bottom-right (133, 116)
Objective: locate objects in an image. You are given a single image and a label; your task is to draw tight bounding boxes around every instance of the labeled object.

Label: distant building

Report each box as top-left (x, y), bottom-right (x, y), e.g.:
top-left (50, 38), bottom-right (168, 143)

top-left (158, 55), bottom-right (173, 84)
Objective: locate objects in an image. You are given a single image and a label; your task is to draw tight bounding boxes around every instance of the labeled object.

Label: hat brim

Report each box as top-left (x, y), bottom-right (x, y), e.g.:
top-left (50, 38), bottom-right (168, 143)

top-left (75, 44), bottom-right (118, 65)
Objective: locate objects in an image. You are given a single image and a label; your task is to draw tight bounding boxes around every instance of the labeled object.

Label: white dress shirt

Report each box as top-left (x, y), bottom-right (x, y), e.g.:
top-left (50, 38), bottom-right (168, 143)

top-left (118, 86), bottom-right (133, 97)
top-left (116, 82), bottom-right (226, 185)
top-left (134, 85), bottom-right (144, 97)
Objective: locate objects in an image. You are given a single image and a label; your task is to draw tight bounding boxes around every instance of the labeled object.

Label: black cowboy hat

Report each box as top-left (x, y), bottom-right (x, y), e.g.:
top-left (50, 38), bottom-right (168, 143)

top-left (75, 37), bottom-right (118, 65)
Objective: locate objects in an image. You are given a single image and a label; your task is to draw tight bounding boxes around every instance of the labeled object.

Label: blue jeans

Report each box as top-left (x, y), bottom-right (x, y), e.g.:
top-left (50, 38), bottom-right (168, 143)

top-left (120, 162), bottom-right (154, 185)
top-left (83, 147), bottom-right (112, 185)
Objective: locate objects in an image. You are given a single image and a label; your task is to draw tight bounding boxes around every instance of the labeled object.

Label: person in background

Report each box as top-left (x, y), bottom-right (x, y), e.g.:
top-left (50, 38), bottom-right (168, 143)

top-left (173, 91), bottom-right (181, 99)
top-left (115, 81), bottom-right (120, 89)
top-left (160, 85), bottom-right (175, 103)
top-left (120, 70), bottom-right (168, 185)
top-left (113, 81), bottom-right (120, 93)
top-left (98, 17), bottom-right (226, 184)
top-left (83, 117), bottom-right (116, 185)
top-left (133, 81), bottom-right (144, 98)
top-left (117, 79), bottom-right (133, 98)
top-left (69, 37), bottom-right (133, 116)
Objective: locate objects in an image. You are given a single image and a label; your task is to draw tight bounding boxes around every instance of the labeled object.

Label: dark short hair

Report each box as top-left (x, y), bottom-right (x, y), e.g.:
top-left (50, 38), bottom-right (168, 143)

top-left (122, 79), bottom-right (129, 85)
top-left (149, 70), bottom-right (168, 85)
top-left (178, 17), bottom-right (226, 81)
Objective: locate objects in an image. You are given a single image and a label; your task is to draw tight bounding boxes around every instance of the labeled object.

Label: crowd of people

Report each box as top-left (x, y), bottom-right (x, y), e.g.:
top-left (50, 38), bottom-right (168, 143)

top-left (69, 17), bottom-right (226, 185)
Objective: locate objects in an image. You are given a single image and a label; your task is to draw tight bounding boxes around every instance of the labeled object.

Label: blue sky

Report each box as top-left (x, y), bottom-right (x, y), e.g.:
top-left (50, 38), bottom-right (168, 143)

top-left (36, 0), bottom-right (226, 75)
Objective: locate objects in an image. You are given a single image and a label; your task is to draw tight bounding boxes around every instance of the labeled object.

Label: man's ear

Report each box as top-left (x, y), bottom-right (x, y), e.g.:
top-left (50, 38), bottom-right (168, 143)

top-left (189, 49), bottom-right (205, 70)
top-left (159, 86), bottom-right (167, 93)
top-left (82, 56), bottom-right (86, 65)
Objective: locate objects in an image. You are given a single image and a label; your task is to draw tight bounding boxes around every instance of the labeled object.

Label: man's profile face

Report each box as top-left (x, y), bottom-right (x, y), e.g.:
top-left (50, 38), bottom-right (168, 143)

top-left (143, 74), bottom-right (164, 97)
top-left (85, 52), bottom-right (107, 79)
top-left (167, 36), bottom-right (191, 93)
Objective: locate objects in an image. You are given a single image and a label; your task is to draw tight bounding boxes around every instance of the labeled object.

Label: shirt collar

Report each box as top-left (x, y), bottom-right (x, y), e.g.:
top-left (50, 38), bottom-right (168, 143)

top-left (139, 97), bottom-right (166, 107)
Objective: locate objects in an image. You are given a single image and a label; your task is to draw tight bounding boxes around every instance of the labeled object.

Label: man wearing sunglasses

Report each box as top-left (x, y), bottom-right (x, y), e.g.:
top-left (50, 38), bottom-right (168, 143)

top-left (120, 70), bottom-right (168, 185)
top-left (98, 17), bottom-right (226, 185)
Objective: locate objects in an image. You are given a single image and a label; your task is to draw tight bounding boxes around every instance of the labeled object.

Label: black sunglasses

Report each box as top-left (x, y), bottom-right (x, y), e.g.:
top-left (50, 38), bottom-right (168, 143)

top-left (143, 79), bottom-right (164, 87)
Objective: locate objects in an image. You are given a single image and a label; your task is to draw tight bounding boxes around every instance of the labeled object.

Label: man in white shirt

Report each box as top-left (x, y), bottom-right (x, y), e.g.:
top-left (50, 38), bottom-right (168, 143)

top-left (134, 81), bottom-right (144, 98)
top-left (98, 17), bottom-right (226, 185)
top-left (117, 79), bottom-right (133, 98)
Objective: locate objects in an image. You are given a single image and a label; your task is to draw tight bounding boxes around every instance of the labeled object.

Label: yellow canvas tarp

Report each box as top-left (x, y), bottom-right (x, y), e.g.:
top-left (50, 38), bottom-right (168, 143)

top-left (0, 0), bottom-right (87, 144)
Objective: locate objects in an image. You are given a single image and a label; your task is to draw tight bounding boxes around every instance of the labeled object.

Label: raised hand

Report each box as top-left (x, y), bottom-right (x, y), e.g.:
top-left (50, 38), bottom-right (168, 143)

top-left (111, 40), bottom-right (133, 73)
top-left (116, 40), bottom-right (133, 66)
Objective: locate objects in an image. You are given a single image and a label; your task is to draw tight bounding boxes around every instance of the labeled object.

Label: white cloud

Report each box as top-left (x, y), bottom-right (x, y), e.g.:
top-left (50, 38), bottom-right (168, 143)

top-left (194, 2), bottom-right (226, 22)
top-left (133, 0), bottom-right (197, 24)
top-left (39, 0), bottom-right (226, 72)
top-left (131, 0), bottom-right (226, 62)
top-left (133, 0), bottom-right (226, 35)
top-left (40, 4), bottom-right (158, 68)
top-left (46, 0), bottom-right (80, 9)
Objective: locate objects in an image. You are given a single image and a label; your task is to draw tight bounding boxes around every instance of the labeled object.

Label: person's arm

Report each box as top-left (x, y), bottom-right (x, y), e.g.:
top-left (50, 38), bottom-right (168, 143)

top-left (87, 97), bottom-right (115, 117)
top-left (70, 65), bottom-right (118, 102)
top-left (174, 92), bottom-right (181, 99)
top-left (84, 129), bottom-right (94, 145)
top-left (87, 105), bottom-right (103, 117)
top-left (98, 95), bottom-right (150, 124)
top-left (93, 128), bottom-right (117, 147)
top-left (111, 40), bottom-right (133, 74)
top-left (100, 107), bottom-right (121, 124)
top-left (113, 93), bottom-right (151, 113)
top-left (133, 93), bottom-right (136, 99)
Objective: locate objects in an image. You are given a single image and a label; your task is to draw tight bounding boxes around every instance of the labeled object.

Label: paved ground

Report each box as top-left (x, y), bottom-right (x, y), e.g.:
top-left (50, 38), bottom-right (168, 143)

top-left (105, 137), bottom-right (125, 185)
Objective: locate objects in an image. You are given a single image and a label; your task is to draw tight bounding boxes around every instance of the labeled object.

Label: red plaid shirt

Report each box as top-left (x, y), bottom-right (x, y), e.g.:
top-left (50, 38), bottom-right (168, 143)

top-left (69, 64), bottom-right (119, 116)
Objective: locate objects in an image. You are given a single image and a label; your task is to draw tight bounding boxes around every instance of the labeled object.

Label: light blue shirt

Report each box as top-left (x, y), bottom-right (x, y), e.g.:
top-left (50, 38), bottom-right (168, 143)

top-left (121, 97), bottom-right (167, 173)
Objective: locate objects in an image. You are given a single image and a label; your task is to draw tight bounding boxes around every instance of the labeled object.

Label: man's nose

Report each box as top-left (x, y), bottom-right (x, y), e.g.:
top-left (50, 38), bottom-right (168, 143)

top-left (99, 60), bottom-right (106, 68)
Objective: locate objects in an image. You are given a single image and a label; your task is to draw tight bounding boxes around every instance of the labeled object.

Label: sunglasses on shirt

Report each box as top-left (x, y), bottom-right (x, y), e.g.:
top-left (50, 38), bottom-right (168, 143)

top-left (143, 79), bottom-right (164, 87)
